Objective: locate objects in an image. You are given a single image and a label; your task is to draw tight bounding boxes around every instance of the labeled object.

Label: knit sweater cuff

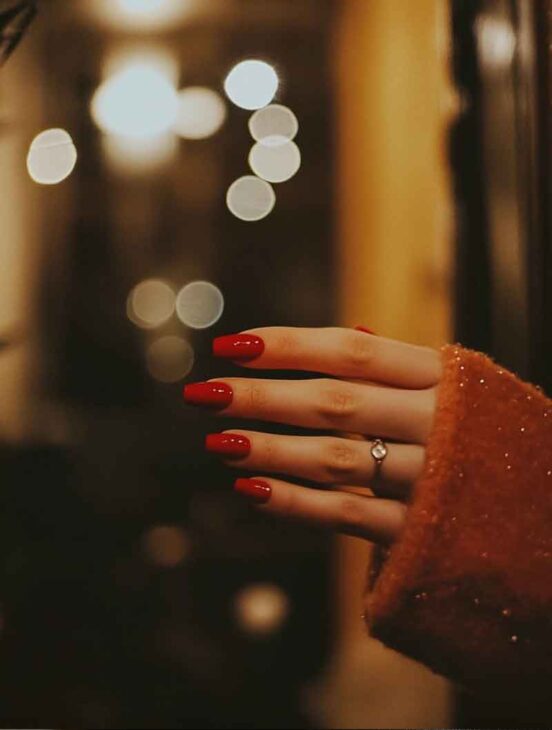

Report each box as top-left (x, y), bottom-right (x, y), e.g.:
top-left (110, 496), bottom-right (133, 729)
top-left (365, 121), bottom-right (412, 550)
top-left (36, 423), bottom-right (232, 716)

top-left (366, 344), bottom-right (552, 695)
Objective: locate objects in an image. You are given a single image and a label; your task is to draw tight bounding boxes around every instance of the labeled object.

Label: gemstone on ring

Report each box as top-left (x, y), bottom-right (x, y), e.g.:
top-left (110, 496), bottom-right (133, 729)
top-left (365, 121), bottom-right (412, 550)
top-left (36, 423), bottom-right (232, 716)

top-left (371, 439), bottom-right (388, 461)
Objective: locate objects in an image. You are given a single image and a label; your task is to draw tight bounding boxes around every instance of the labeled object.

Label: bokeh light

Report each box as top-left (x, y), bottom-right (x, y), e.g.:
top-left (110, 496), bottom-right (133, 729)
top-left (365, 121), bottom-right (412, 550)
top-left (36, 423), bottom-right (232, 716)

top-left (142, 525), bottom-right (191, 569)
top-left (26, 128), bottom-right (78, 185)
top-left (127, 279), bottom-right (175, 329)
top-left (234, 583), bottom-right (290, 637)
top-left (175, 281), bottom-right (224, 330)
top-left (91, 61), bottom-right (178, 138)
top-left (249, 104), bottom-right (299, 147)
top-left (103, 133), bottom-right (177, 175)
top-left (89, 0), bottom-right (195, 31)
top-left (476, 15), bottom-right (516, 68)
top-left (103, 48), bottom-right (179, 84)
top-left (146, 336), bottom-right (194, 383)
top-left (224, 60), bottom-right (279, 111)
top-left (249, 140), bottom-right (301, 184)
top-left (226, 175), bottom-right (276, 221)
top-left (118, 0), bottom-right (179, 17)
top-left (174, 87), bottom-right (227, 140)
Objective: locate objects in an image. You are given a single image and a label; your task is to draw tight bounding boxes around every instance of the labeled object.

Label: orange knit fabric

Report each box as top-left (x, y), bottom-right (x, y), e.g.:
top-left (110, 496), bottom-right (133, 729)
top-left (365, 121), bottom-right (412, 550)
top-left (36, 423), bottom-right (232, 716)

top-left (366, 344), bottom-right (552, 696)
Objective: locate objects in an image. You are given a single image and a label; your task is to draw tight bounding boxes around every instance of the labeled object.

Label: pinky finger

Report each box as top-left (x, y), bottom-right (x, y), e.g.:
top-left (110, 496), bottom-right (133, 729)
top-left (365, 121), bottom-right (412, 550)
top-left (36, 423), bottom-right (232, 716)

top-left (234, 477), bottom-right (407, 546)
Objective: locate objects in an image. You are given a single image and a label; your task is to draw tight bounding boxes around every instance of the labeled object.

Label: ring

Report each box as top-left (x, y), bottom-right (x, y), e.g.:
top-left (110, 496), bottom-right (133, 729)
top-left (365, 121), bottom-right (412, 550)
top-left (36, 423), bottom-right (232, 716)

top-left (370, 438), bottom-right (388, 487)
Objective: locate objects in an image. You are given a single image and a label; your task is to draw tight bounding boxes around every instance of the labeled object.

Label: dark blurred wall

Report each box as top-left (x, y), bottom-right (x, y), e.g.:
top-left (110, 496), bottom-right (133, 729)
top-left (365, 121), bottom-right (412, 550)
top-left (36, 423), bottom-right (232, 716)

top-left (0, 2), bottom-right (336, 728)
top-left (451, 0), bottom-right (552, 725)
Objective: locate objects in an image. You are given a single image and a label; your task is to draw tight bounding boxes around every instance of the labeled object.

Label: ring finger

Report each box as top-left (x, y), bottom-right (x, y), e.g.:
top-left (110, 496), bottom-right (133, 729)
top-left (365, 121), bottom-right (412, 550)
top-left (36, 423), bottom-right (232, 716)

top-left (206, 430), bottom-right (425, 499)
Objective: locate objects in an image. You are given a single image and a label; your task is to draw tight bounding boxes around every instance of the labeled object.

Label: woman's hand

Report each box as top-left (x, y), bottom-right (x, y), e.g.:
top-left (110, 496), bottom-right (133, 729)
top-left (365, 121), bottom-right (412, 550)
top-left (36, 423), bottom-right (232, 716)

top-left (184, 327), bottom-right (442, 546)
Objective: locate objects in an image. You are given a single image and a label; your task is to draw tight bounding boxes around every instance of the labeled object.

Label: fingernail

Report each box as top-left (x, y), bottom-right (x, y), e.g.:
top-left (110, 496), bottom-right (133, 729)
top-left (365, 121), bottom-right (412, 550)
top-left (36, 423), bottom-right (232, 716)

top-left (234, 478), bottom-right (272, 504)
top-left (206, 433), bottom-right (251, 459)
top-left (355, 326), bottom-right (377, 335)
top-left (183, 382), bottom-right (233, 409)
top-left (213, 334), bottom-right (265, 362)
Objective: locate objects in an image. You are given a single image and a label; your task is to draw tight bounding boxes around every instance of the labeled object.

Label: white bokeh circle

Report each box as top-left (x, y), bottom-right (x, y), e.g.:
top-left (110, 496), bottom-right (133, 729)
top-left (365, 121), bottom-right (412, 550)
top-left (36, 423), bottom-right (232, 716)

top-left (224, 60), bottom-right (279, 111)
top-left (176, 281), bottom-right (225, 330)
top-left (174, 87), bottom-right (227, 140)
top-left (248, 104), bottom-right (299, 147)
top-left (226, 175), bottom-right (276, 221)
top-left (27, 128), bottom-right (78, 185)
top-left (248, 140), bottom-right (301, 184)
top-left (91, 63), bottom-right (178, 138)
top-left (127, 279), bottom-right (175, 329)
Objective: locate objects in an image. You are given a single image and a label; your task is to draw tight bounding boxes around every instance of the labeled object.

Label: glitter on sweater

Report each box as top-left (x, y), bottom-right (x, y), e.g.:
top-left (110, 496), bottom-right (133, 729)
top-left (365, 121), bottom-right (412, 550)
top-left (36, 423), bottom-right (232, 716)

top-left (366, 344), bottom-right (552, 697)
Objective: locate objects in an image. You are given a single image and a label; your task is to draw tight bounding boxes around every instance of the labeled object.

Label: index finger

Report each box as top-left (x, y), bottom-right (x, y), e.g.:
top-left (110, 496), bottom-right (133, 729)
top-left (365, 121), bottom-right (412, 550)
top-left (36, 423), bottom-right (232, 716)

top-left (213, 327), bottom-right (441, 389)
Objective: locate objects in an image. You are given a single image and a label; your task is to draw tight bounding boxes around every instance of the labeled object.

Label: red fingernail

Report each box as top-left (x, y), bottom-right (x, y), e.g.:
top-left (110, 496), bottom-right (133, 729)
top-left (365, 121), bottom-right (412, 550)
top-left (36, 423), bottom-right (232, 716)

top-left (355, 326), bottom-right (376, 335)
top-left (234, 478), bottom-right (272, 504)
top-left (183, 382), bottom-right (233, 409)
top-left (213, 334), bottom-right (265, 362)
top-left (206, 433), bottom-right (251, 459)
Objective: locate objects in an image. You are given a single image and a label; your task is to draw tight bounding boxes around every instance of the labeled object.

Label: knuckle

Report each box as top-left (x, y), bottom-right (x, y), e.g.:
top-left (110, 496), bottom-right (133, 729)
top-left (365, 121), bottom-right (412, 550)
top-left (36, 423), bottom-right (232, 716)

top-left (245, 381), bottom-right (269, 411)
top-left (317, 381), bottom-right (357, 421)
top-left (260, 435), bottom-right (278, 466)
top-left (413, 389), bottom-right (437, 442)
top-left (336, 496), bottom-right (364, 532)
top-left (272, 330), bottom-right (298, 356)
top-left (278, 488), bottom-right (297, 517)
top-left (342, 332), bottom-right (376, 371)
top-left (323, 441), bottom-right (359, 481)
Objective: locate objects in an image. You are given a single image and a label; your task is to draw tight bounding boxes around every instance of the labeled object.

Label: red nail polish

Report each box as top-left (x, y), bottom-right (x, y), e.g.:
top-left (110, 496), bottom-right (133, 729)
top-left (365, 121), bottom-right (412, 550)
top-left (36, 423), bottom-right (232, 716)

top-left (206, 433), bottom-right (251, 459)
top-left (234, 478), bottom-right (272, 504)
top-left (183, 382), bottom-right (233, 409)
top-left (355, 326), bottom-right (376, 335)
top-left (213, 334), bottom-right (265, 362)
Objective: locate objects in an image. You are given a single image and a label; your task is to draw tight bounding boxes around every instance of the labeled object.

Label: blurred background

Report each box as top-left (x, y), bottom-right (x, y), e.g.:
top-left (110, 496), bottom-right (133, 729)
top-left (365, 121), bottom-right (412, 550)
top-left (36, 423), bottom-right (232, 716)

top-left (0, 0), bottom-right (549, 728)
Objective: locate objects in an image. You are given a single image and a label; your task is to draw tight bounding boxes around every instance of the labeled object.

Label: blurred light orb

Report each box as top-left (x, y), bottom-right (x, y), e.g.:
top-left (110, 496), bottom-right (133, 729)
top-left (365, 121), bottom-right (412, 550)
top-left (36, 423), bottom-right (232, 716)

top-left (226, 175), bottom-right (276, 221)
top-left (224, 60), bottom-right (279, 111)
top-left (477, 16), bottom-right (516, 68)
top-left (27, 128), bottom-right (78, 185)
top-left (143, 525), bottom-right (190, 569)
top-left (249, 104), bottom-right (299, 147)
top-left (94, 0), bottom-right (191, 29)
top-left (234, 583), bottom-right (290, 637)
top-left (128, 279), bottom-right (175, 329)
top-left (103, 133), bottom-right (177, 175)
top-left (119, 0), bottom-right (173, 15)
top-left (91, 62), bottom-right (178, 138)
top-left (146, 336), bottom-right (194, 383)
top-left (249, 140), bottom-right (301, 184)
top-left (174, 87), bottom-right (227, 140)
top-left (176, 281), bottom-right (224, 330)
top-left (103, 48), bottom-right (178, 84)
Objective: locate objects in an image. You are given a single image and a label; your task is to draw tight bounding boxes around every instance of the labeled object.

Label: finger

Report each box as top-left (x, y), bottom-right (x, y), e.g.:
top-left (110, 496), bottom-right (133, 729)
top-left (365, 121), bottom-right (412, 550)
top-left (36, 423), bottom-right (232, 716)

top-left (208, 430), bottom-right (424, 498)
top-left (234, 476), bottom-right (407, 545)
top-left (213, 327), bottom-right (442, 389)
top-left (188, 377), bottom-right (436, 444)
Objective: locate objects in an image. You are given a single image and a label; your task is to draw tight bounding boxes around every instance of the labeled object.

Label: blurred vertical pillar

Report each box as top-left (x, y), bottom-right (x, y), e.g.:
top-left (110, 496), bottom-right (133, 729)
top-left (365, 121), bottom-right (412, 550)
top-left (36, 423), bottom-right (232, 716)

top-left (325, 0), bottom-right (456, 726)
top-left (0, 43), bottom-right (41, 442)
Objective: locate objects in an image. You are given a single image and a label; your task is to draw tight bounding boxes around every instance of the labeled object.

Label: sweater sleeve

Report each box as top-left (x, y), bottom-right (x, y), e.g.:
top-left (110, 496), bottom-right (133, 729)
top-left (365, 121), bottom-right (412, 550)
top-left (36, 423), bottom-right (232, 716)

top-left (365, 344), bottom-right (552, 697)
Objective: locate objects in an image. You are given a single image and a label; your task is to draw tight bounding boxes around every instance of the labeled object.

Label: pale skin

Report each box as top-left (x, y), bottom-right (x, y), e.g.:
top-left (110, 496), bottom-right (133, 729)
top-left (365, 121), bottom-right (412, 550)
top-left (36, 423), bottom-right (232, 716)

top-left (209, 327), bottom-right (442, 546)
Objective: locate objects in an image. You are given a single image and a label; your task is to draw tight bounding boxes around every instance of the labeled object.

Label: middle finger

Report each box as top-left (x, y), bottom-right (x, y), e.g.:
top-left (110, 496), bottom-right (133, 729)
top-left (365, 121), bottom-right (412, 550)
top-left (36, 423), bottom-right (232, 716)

top-left (184, 377), bottom-right (436, 444)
